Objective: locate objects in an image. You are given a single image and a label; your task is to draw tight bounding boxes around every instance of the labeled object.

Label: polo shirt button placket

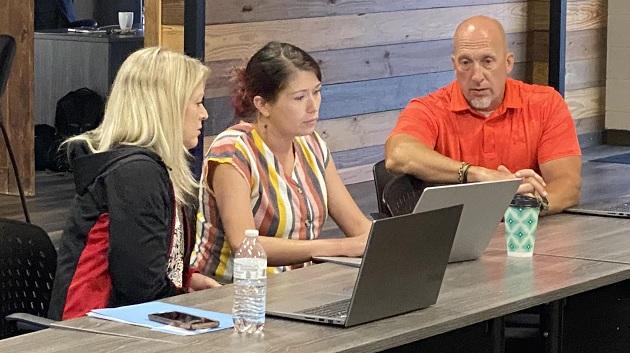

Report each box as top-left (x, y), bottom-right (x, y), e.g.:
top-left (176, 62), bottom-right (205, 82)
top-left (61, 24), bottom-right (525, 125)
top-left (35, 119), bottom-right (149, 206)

top-left (483, 124), bottom-right (497, 161)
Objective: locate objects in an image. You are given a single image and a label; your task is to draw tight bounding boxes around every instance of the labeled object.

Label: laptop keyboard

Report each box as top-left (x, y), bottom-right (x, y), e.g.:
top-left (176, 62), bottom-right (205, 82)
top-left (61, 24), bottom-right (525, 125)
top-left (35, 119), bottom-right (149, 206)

top-left (298, 299), bottom-right (351, 318)
top-left (608, 202), bottom-right (630, 213)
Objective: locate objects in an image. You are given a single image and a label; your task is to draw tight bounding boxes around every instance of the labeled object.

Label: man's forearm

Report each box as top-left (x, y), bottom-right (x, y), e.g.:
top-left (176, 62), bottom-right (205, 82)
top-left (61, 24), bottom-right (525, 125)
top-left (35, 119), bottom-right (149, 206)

top-left (385, 135), bottom-right (463, 183)
top-left (538, 156), bottom-right (582, 215)
top-left (542, 180), bottom-right (580, 215)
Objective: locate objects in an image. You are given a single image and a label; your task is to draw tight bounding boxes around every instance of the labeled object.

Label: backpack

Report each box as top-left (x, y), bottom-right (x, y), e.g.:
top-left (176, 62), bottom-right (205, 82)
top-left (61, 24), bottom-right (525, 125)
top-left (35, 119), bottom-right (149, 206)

top-left (34, 124), bottom-right (70, 172)
top-left (34, 88), bottom-right (104, 172)
top-left (55, 87), bottom-right (105, 138)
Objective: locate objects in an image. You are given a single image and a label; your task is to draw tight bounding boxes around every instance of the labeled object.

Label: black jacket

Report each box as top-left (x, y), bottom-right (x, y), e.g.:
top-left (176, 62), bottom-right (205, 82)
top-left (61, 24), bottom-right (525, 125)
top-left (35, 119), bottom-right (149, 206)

top-left (48, 143), bottom-right (194, 320)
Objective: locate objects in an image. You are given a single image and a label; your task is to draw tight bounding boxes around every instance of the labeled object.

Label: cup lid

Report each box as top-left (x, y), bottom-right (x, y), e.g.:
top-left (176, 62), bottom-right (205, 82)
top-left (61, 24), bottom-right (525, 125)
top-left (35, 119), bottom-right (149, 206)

top-left (509, 194), bottom-right (541, 208)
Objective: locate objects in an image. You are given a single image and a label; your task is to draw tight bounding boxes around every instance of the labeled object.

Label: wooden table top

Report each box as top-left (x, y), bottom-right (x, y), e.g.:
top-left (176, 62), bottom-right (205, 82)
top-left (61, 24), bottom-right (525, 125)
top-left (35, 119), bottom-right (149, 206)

top-left (3, 243), bottom-right (629, 353)
top-left (488, 213), bottom-right (630, 264)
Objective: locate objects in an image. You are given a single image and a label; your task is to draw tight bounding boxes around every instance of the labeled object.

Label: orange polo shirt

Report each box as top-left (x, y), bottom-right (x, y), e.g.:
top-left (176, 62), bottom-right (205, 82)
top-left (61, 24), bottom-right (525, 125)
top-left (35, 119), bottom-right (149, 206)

top-left (389, 79), bottom-right (581, 173)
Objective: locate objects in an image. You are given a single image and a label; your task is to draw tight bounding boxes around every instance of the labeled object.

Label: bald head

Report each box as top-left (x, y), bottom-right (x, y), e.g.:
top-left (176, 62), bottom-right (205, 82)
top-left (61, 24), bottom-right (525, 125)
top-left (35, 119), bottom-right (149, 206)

top-left (450, 16), bottom-right (514, 115)
top-left (453, 16), bottom-right (508, 56)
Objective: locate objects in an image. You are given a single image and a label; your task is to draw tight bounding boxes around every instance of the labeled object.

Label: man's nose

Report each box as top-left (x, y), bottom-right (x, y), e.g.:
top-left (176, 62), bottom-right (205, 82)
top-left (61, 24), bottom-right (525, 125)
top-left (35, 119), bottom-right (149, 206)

top-left (471, 62), bottom-right (485, 83)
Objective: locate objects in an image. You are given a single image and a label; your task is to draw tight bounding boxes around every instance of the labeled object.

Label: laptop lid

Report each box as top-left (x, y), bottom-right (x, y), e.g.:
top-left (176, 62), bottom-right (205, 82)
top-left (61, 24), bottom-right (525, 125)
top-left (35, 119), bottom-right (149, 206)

top-left (564, 196), bottom-right (630, 218)
top-left (312, 256), bottom-right (362, 267)
top-left (414, 179), bottom-right (520, 262)
top-left (266, 205), bottom-right (462, 327)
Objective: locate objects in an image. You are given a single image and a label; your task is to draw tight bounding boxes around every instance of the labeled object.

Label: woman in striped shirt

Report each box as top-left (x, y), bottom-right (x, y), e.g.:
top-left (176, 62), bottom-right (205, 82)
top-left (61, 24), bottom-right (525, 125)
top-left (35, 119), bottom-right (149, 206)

top-left (192, 42), bottom-right (371, 283)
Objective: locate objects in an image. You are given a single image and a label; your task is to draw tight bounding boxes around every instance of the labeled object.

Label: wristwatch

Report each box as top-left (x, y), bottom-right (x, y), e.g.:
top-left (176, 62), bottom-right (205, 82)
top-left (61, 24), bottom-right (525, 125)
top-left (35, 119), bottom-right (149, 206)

top-left (538, 195), bottom-right (549, 212)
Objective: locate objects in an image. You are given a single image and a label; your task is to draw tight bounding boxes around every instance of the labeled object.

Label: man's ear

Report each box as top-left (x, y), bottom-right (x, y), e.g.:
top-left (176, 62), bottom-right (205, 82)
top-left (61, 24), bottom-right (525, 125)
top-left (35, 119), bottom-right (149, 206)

top-left (253, 96), bottom-right (270, 117)
top-left (506, 52), bottom-right (515, 74)
top-left (451, 54), bottom-right (457, 70)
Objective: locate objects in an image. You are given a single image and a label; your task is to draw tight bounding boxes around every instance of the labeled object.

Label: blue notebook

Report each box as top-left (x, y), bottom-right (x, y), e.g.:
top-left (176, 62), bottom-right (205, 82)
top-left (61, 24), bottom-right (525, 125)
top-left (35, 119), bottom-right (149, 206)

top-left (88, 301), bottom-right (233, 336)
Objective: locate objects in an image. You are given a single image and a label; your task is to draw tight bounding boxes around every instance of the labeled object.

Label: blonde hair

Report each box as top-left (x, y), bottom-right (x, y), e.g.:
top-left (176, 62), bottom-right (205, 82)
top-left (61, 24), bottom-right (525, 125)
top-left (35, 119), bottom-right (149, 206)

top-left (68, 47), bottom-right (209, 206)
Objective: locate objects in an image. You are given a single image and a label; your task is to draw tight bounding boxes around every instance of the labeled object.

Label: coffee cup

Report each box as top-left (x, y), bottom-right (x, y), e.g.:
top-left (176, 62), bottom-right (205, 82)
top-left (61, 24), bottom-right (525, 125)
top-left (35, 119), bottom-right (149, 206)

top-left (118, 12), bottom-right (134, 33)
top-left (504, 195), bottom-right (541, 257)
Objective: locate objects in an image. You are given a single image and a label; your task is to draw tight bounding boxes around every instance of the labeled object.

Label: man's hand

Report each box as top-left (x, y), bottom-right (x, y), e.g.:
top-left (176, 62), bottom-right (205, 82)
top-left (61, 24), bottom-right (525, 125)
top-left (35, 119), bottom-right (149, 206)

top-left (498, 165), bottom-right (548, 197)
top-left (468, 165), bottom-right (547, 197)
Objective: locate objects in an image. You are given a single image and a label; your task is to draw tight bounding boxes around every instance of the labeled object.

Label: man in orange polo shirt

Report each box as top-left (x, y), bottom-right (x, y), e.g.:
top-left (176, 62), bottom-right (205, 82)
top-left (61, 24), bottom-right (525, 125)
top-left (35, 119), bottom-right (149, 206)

top-left (385, 15), bottom-right (581, 214)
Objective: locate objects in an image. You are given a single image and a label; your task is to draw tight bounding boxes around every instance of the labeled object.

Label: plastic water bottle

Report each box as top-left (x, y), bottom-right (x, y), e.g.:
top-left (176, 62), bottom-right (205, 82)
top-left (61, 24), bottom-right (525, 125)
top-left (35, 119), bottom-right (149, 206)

top-left (232, 229), bottom-right (267, 334)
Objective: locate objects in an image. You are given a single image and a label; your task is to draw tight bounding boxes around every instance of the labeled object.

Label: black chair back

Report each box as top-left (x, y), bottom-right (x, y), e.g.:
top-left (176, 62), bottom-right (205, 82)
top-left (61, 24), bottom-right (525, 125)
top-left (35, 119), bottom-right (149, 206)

top-left (382, 174), bottom-right (428, 216)
top-left (0, 218), bottom-right (57, 339)
top-left (0, 35), bottom-right (16, 97)
top-left (372, 160), bottom-right (397, 216)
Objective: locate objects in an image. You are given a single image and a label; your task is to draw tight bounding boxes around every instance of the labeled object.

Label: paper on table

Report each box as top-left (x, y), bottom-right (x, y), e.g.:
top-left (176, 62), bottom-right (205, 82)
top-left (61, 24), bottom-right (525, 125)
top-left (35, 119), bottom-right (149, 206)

top-left (87, 301), bottom-right (233, 336)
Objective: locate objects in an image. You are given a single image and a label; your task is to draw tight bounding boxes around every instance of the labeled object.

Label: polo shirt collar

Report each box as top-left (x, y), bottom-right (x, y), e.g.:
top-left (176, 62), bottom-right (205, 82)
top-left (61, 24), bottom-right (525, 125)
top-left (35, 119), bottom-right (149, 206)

top-left (449, 78), bottom-right (523, 113)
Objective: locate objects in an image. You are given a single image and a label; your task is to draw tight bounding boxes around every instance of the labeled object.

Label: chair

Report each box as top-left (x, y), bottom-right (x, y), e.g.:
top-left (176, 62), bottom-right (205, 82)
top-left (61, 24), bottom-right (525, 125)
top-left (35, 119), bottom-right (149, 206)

top-left (372, 160), bottom-right (396, 217)
top-left (0, 35), bottom-right (30, 223)
top-left (372, 159), bottom-right (432, 217)
top-left (35, 0), bottom-right (98, 30)
top-left (382, 174), bottom-right (428, 216)
top-left (0, 218), bottom-right (57, 339)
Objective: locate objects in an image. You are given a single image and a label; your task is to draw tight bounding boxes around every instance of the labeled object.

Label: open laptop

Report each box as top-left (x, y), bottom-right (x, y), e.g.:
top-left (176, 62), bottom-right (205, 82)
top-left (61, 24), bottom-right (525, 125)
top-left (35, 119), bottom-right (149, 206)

top-left (413, 179), bottom-right (520, 262)
top-left (267, 205), bottom-right (462, 327)
top-left (316, 179), bottom-right (520, 267)
top-left (564, 196), bottom-right (630, 218)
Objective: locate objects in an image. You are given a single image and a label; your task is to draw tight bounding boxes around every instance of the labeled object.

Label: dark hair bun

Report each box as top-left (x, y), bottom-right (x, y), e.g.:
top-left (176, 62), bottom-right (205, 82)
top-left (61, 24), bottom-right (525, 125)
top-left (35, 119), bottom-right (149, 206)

top-left (230, 66), bottom-right (256, 118)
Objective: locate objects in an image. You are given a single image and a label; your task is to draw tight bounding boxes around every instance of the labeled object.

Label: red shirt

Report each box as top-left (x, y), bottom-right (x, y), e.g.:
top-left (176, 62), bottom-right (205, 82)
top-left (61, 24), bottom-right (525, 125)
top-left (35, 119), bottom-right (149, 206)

top-left (389, 79), bottom-right (581, 173)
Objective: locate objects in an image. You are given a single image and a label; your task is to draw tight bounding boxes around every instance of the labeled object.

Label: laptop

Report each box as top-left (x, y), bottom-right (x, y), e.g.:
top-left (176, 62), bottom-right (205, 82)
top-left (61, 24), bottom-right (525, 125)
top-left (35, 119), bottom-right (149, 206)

top-left (564, 196), bottom-right (630, 218)
top-left (316, 179), bottom-right (520, 267)
top-left (267, 205), bottom-right (463, 327)
top-left (413, 179), bottom-right (520, 262)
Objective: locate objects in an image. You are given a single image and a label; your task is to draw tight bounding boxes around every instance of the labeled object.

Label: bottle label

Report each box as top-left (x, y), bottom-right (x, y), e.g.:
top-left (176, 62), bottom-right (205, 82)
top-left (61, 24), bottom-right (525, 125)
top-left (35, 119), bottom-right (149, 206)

top-left (233, 258), bottom-right (267, 280)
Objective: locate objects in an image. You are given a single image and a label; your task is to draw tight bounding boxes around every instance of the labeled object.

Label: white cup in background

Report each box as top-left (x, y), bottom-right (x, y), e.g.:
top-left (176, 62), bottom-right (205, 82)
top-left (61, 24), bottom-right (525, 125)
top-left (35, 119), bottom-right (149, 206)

top-left (118, 12), bottom-right (134, 33)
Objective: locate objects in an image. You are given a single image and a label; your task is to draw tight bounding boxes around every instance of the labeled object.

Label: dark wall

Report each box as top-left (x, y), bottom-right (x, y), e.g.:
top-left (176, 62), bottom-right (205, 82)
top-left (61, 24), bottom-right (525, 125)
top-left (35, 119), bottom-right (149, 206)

top-left (94, 0), bottom-right (142, 27)
top-left (74, 0), bottom-right (96, 20)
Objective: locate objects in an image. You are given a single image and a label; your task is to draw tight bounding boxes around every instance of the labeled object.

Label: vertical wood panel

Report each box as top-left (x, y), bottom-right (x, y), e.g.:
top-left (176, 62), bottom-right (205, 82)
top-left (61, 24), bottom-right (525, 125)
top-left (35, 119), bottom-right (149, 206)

top-left (0, 2), bottom-right (8, 192)
top-left (144, 0), bottom-right (161, 47)
top-left (0, 0), bottom-right (34, 195)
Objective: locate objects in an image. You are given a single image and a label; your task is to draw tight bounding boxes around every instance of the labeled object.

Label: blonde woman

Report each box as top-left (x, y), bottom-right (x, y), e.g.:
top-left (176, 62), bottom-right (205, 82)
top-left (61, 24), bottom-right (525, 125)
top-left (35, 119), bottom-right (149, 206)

top-left (49, 47), bottom-right (220, 321)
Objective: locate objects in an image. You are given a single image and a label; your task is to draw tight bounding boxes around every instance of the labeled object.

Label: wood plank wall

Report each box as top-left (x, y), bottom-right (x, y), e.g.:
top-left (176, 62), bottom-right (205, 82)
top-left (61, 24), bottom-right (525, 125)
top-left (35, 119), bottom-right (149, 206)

top-left (0, 0), bottom-right (35, 195)
top-left (160, 0), bottom-right (607, 184)
top-left (529, 0), bottom-right (607, 147)
top-left (605, 0), bottom-right (630, 133)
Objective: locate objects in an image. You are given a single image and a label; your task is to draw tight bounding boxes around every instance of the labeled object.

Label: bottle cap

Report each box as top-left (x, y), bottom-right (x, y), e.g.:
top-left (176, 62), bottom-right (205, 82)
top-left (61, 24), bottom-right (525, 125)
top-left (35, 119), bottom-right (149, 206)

top-left (244, 229), bottom-right (259, 238)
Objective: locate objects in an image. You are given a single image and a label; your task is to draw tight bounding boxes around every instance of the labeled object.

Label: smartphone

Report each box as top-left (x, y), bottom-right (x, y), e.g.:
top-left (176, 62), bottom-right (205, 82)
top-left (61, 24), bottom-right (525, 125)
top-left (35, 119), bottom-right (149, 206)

top-left (147, 311), bottom-right (219, 330)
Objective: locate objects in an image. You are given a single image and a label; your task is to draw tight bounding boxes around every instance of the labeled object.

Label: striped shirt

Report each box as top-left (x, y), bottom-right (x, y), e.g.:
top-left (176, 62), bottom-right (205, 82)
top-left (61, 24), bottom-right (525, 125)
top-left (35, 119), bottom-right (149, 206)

top-left (191, 122), bottom-right (330, 283)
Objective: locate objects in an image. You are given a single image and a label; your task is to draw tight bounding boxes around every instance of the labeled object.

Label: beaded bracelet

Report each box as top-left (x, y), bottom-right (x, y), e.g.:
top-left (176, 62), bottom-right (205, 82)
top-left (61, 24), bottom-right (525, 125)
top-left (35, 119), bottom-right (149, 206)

top-left (457, 162), bottom-right (471, 184)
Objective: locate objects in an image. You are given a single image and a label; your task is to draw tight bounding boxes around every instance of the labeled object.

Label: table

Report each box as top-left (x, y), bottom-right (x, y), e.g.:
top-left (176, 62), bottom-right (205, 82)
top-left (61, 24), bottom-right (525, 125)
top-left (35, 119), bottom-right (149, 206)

top-left (34, 29), bottom-right (143, 126)
top-left (488, 213), bottom-right (630, 264)
top-left (1, 247), bottom-right (629, 352)
top-left (488, 213), bottom-right (630, 352)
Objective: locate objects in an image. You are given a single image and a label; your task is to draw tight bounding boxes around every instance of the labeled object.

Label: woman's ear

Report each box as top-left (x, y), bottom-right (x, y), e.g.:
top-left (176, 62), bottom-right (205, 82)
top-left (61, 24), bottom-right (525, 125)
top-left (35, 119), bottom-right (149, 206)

top-left (253, 96), bottom-right (270, 118)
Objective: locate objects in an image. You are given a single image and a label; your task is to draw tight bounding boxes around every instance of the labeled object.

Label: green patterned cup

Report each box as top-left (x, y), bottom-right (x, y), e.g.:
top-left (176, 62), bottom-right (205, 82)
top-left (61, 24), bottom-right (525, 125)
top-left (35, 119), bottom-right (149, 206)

top-left (504, 195), bottom-right (541, 257)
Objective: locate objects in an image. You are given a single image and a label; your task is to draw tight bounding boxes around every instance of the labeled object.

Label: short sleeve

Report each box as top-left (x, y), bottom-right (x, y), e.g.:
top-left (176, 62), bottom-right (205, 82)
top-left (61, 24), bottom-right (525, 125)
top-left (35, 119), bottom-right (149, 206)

top-left (388, 98), bottom-right (439, 149)
top-left (538, 90), bottom-right (582, 164)
top-left (205, 131), bottom-right (253, 187)
top-left (311, 131), bottom-right (331, 168)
